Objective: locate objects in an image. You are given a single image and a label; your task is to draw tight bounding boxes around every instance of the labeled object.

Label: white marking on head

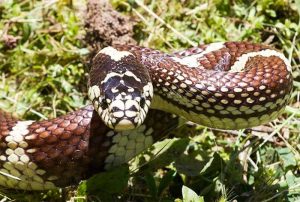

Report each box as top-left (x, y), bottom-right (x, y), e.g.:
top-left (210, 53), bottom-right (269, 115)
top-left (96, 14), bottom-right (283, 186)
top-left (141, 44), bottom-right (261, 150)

top-left (102, 71), bottom-right (142, 84)
top-left (125, 111), bottom-right (137, 117)
top-left (230, 49), bottom-right (291, 72)
top-left (97, 46), bottom-right (133, 61)
top-left (171, 42), bottom-right (225, 68)
top-left (88, 85), bottom-right (101, 101)
top-left (143, 82), bottom-right (154, 98)
top-left (111, 88), bottom-right (119, 93)
top-left (109, 100), bottom-right (125, 110)
top-left (113, 111), bottom-right (124, 118)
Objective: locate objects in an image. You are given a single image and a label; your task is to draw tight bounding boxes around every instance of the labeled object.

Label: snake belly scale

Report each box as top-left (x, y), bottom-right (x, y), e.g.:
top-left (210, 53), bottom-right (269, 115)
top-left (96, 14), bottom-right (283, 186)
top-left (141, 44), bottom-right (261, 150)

top-left (0, 41), bottom-right (292, 190)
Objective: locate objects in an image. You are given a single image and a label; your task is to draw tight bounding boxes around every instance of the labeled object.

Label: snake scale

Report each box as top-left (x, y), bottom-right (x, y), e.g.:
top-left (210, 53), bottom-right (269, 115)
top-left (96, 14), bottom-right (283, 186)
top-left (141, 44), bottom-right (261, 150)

top-left (0, 42), bottom-right (293, 190)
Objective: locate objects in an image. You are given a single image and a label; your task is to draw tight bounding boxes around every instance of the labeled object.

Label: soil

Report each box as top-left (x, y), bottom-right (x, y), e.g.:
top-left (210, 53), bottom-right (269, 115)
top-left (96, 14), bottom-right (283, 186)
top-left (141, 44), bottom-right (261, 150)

top-left (84, 0), bottom-right (136, 56)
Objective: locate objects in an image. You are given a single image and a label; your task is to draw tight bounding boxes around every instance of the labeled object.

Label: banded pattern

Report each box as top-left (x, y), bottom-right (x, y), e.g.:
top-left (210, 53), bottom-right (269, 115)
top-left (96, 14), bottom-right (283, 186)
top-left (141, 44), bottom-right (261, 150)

top-left (96, 42), bottom-right (293, 130)
top-left (0, 107), bottom-right (178, 190)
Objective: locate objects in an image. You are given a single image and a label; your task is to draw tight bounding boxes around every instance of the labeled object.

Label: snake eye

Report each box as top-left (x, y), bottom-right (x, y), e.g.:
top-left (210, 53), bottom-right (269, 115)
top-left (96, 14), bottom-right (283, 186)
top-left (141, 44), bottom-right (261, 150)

top-left (140, 97), bottom-right (146, 108)
top-left (101, 100), bottom-right (108, 109)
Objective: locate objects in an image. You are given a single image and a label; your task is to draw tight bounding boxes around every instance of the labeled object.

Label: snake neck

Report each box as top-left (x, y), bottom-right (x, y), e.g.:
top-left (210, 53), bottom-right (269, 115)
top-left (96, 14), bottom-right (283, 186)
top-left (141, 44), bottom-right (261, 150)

top-left (135, 42), bottom-right (293, 130)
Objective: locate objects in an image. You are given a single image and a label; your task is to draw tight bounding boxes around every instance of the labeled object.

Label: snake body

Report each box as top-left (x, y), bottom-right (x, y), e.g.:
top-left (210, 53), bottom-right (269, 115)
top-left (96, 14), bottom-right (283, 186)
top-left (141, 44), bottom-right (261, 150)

top-left (89, 42), bottom-right (292, 130)
top-left (0, 42), bottom-right (293, 190)
top-left (0, 106), bottom-right (178, 190)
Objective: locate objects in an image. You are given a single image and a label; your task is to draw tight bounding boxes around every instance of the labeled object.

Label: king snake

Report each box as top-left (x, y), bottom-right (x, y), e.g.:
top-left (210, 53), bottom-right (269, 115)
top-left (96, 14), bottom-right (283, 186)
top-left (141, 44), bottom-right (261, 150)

top-left (0, 42), bottom-right (293, 190)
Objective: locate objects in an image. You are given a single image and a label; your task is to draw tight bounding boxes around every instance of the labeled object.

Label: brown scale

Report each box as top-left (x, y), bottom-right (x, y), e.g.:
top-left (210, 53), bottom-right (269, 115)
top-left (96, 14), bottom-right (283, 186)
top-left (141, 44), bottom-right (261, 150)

top-left (0, 106), bottom-right (178, 188)
top-left (0, 111), bottom-right (18, 149)
top-left (117, 42), bottom-right (292, 128)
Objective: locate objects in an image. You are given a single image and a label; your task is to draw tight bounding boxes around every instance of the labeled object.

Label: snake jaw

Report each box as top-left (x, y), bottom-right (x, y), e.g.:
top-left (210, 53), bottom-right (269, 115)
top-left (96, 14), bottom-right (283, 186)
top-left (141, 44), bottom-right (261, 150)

top-left (107, 83), bottom-right (153, 131)
top-left (108, 99), bottom-right (141, 131)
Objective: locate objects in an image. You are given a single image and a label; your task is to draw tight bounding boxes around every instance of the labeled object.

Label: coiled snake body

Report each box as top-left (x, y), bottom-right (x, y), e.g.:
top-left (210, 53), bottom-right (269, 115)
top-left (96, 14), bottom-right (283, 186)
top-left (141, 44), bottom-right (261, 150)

top-left (0, 42), bottom-right (293, 190)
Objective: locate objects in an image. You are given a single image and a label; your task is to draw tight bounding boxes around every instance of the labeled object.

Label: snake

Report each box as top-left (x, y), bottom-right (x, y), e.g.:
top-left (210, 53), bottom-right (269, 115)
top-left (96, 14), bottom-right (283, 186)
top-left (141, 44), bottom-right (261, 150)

top-left (0, 42), bottom-right (293, 190)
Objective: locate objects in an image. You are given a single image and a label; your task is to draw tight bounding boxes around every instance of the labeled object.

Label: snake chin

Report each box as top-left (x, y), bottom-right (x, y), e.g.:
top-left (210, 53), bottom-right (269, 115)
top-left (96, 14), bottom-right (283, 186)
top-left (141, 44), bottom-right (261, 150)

top-left (93, 98), bottom-right (148, 131)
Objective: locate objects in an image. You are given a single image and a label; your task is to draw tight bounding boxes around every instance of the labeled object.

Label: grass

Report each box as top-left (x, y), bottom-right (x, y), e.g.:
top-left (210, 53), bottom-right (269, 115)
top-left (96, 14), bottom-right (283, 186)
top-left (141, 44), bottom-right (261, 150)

top-left (0, 0), bottom-right (300, 201)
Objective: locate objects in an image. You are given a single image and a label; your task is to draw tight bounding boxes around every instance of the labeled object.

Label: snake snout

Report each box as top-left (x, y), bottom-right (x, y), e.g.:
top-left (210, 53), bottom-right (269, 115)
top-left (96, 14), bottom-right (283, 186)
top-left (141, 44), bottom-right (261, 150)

top-left (107, 99), bottom-right (145, 131)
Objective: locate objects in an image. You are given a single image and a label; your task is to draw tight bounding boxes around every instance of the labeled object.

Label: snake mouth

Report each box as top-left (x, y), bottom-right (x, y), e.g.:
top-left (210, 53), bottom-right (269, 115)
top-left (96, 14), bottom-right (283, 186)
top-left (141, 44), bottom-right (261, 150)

top-left (113, 118), bottom-right (136, 131)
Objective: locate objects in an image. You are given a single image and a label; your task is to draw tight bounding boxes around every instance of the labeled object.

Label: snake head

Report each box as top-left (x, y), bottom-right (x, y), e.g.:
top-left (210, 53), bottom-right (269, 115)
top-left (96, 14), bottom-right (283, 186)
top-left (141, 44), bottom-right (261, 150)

top-left (89, 47), bottom-right (153, 131)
